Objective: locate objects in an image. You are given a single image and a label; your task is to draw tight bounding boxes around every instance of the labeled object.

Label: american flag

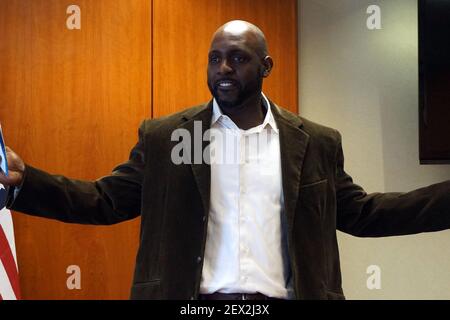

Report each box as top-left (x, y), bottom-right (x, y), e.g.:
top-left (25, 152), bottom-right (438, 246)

top-left (0, 184), bottom-right (20, 300)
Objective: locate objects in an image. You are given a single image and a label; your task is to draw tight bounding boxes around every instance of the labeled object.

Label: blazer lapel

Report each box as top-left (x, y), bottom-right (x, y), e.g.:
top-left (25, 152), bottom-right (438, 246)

top-left (271, 103), bottom-right (310, 234)
top-left (177, 102), bottom-right (213, 217)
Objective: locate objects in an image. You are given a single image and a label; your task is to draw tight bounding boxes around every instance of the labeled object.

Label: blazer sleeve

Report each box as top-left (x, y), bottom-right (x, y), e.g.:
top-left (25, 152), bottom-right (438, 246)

top-left (334, 131), bottom-right (450, 237)
top-left (7, 121), bottom-right (146, 225)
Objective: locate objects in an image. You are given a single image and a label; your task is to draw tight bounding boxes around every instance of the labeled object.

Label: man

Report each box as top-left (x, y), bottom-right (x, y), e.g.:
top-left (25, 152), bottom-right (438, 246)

top-left (1, 20), bottom-right (450, 300)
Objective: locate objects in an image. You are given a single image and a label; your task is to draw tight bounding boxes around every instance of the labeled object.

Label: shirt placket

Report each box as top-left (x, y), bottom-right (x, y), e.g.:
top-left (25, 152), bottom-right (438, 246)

top-left (239, 131), bottom-right (252, 288)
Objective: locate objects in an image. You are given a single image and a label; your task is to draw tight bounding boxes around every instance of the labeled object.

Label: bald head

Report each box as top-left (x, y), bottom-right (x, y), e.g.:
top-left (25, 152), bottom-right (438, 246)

top-left (211, 20), bottom-right (269, 58)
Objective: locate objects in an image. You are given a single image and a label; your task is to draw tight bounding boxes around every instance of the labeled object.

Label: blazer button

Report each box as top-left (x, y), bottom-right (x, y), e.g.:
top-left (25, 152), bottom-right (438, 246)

top-left (197, 256), bottom-right (202, 263)
top-left (202, 215), bottom-right (207, 222)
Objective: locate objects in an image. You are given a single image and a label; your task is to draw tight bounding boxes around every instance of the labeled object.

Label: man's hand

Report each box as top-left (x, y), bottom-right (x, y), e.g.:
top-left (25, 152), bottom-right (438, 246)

top-left (0, 146), bottom-right (25, 187)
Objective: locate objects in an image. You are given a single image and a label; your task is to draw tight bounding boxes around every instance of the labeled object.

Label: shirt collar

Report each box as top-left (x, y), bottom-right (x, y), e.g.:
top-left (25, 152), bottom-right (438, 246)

top-left (211, 92), bottom-right (279, 133)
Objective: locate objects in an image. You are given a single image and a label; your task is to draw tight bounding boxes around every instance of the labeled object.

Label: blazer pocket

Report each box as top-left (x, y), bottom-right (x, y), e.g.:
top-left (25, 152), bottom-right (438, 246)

top-left (133, 279), bottom-right (161, 287)
top-left (131, 279), bottom-right (161, 300)
top-left (326, 289), bottom-right (345, 300)
top-left (297, 178), bottom-right (328, 221)
top-left (300, 178), bottom-right (328, 189)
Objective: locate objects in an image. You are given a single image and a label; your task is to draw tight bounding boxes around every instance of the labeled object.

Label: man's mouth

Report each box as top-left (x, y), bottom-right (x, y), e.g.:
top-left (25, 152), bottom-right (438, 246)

top-left (215, 80), bottom-right (238, 90)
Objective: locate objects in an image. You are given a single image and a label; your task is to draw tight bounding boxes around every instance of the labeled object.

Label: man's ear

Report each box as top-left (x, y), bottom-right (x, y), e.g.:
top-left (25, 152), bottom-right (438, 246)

top-left (262, 56), bottom-right (273, 78)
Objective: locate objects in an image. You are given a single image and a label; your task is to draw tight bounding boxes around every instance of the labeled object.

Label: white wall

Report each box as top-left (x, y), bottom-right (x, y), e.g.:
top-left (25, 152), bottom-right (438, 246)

top-left (299, 0), bottom-right (450, 299)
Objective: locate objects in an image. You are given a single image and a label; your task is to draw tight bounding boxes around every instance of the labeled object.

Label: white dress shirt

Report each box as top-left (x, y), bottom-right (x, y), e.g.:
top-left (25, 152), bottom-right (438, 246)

top-left (200, 93), bottom-right (292, 299)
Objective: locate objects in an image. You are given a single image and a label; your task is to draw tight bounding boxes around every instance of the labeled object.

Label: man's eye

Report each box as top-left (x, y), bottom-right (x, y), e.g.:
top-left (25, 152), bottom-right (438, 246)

top-left (209, 56), bottom-right (220, 64)
top-left (233, 56), bottom-right (247, 63)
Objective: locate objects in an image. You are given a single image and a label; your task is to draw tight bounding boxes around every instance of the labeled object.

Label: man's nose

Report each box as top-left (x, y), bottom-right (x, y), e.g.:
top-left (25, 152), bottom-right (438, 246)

top-left (219, 59), bottom-right (233, 74)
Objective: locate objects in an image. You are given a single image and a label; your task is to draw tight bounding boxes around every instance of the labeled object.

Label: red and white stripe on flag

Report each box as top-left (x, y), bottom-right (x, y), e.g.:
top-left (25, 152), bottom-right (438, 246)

top-left (0, 206), bottom-right (21, 300)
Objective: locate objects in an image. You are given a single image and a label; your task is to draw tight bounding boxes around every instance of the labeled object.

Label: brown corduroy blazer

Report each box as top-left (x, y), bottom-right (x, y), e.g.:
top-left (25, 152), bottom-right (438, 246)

top-left (8, 101), bottom-right (450, 299)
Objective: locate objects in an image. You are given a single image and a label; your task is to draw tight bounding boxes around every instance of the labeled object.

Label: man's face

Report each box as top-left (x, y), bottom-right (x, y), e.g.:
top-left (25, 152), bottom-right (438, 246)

top-left (207, 32), bottom-right (266, 109)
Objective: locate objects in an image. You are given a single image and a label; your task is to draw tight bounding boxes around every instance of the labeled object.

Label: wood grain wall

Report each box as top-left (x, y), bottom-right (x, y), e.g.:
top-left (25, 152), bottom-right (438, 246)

top-left (0, 0), bottom-right (297, 299)
top-left (0, 0), bottom-right (151, 299)
top-left (153, 0), bottom-right (298, 116)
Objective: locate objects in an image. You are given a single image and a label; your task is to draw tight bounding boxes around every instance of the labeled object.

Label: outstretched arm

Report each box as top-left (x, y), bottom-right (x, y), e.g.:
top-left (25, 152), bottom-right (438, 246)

top-left (335, 132), bottom-right (450, 237)
top-left (2, 121), bottom-right (146, 225)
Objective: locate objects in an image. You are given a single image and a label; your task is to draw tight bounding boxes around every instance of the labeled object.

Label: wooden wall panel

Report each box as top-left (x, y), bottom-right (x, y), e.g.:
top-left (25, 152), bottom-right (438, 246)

top-left (0, 0), bottom-right (151, 299)
top-left (0, 0), bottom-right (297, 300)
top-left (153, 0), bottom-right (298, 117)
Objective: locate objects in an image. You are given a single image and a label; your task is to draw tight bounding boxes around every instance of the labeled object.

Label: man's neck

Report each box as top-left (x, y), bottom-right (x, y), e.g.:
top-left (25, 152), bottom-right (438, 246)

top-left (219, 93), bottom-right (267, 130)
